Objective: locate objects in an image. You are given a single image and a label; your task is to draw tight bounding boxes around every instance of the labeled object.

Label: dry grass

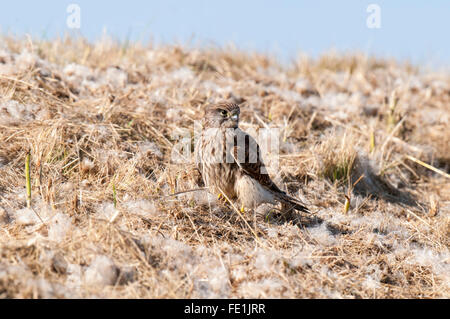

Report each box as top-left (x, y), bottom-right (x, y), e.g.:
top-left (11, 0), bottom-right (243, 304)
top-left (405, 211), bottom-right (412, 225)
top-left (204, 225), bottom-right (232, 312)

top-left (0, 36), bottom-right (449, 298)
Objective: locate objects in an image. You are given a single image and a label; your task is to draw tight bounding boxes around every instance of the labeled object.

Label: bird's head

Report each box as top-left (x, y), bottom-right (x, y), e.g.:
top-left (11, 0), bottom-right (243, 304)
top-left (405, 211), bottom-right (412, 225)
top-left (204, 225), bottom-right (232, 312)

top-left (203, 103), bottom-right (240, 129)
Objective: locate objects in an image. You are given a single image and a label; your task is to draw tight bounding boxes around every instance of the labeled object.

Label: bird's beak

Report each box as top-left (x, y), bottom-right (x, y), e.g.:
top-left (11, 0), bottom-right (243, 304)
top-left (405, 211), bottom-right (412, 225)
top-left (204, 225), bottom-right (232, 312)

top-left (230, 114), bottom-right (239, 121)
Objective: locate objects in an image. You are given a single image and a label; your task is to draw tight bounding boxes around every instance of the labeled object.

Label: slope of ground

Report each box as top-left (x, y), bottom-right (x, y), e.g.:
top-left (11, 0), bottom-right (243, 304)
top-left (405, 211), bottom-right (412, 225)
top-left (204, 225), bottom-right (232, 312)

top-left (0, 37), bottom-right (448, 298)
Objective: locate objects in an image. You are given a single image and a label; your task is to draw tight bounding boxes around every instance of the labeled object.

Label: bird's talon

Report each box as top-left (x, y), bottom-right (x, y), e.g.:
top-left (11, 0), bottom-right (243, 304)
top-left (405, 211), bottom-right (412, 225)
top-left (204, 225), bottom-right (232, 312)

top-left (217, 193), bottom-right (229, 205)
top-left (240, 205), bottom-right (245, 213)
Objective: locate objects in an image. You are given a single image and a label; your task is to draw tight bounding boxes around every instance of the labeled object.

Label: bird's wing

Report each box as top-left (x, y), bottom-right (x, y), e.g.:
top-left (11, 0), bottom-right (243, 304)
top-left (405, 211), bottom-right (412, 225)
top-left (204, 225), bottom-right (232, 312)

top-left (232, 129), bottom-right (284, 194)
top-left (232, 128), bottom-right (309, 213)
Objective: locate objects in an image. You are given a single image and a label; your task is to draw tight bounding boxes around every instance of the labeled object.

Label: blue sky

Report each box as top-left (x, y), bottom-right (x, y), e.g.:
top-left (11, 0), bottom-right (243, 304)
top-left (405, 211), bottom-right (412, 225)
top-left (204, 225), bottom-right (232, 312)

top-left (0, 1), bottom-right (449, 67)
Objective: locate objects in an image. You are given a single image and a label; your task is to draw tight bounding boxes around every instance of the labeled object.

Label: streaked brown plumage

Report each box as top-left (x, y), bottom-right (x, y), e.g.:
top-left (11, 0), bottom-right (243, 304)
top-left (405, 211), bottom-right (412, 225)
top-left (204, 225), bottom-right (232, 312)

top-left (195, 102), bottom-right (308, 214)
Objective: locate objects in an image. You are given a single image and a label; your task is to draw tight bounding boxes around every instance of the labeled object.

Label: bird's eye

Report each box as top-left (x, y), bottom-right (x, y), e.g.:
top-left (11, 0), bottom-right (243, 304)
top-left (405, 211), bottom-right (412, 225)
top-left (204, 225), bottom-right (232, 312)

top-left (220, 110), bottom-right (228, 117)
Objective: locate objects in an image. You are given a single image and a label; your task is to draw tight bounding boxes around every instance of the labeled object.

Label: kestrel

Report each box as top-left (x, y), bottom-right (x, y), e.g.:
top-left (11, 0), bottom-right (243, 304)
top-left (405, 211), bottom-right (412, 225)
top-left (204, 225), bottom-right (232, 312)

top-left (195, 102), bottom-right (308, 215)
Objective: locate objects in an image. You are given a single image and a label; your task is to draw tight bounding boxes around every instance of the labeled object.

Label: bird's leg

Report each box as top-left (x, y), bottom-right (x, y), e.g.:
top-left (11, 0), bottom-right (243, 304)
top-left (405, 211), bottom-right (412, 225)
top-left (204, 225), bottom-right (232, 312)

top-left (217, 193), bottom-right (229, 205)
top-left (240, 204), bottom-right (246, 213)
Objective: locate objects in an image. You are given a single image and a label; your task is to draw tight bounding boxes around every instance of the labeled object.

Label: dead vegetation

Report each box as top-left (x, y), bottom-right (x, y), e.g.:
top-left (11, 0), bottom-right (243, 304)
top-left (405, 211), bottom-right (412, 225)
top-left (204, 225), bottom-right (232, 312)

top-left (0, 36), bottom-right (448, 298)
